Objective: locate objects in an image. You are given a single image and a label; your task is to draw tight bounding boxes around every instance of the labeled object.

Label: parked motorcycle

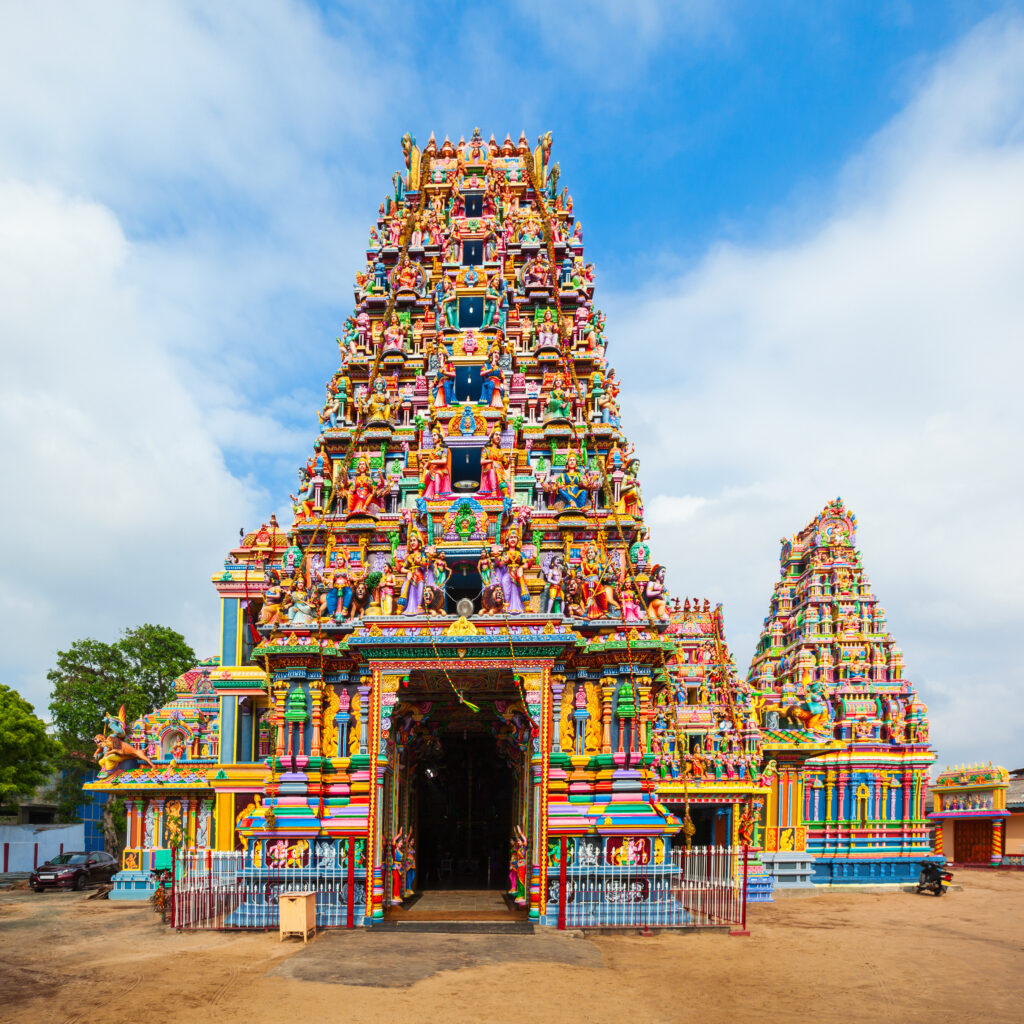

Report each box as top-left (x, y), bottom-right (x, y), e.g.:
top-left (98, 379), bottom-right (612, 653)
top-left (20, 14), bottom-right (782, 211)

top-left (916, 860), bottom-right (953, 896)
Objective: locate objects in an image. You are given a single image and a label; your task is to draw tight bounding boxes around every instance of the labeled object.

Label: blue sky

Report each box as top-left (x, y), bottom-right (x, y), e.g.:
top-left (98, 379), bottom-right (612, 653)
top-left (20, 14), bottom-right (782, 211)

top-left (2, 0), bottom-right (1023, 771)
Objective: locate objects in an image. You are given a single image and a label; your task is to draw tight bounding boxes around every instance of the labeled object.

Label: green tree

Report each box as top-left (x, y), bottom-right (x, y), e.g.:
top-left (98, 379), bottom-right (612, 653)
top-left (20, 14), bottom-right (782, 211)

top-left (47, 624), bottom-right (196, 751)
top-left (0, 684), bottom-right (60, 805)
top-left (47, 625), bottom-right (196, 851)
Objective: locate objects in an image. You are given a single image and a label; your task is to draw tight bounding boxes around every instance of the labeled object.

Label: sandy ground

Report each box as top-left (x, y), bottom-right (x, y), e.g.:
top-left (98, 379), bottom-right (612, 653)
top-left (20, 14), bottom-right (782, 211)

top-left (1, 869), bottom-right (1022, 1024)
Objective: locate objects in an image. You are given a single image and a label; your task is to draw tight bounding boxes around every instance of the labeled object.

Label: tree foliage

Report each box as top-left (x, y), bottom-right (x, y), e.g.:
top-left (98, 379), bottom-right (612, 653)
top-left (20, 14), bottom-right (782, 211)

top-left (47, 624), bottom-right (196, 752)
top-left (0, 683), bottom-right (60, 803)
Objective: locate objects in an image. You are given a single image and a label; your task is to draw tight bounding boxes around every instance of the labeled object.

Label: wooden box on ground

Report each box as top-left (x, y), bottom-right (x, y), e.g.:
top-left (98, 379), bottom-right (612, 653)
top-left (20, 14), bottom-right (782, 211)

top-left (279, 890), bottom-right (316, 943)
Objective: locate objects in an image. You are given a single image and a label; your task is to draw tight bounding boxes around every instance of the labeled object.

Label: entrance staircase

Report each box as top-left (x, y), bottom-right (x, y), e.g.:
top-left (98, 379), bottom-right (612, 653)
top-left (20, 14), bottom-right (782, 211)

top-left (375, 890), bottom-right (534, 933)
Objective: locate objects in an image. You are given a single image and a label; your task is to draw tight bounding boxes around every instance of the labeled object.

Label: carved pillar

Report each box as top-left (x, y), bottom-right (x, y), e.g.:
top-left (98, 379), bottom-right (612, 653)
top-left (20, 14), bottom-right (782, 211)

top-left (535, 668), bottom-right (553, 922)
top-left (992, 820), bottom-right (1003, 864)
top-left (273, 679), bottom-right (288, 757)
top-left (637, 677), bottom-right (652, 753)
top-left (132, 798), bottom-right (145, 848)
top-left (310, 679), bottom-right (324, 758)
top-left (837, 771), bottom-right (848, 823)
top-left (358, 677), bottom-right (372, 755)
top-left (183, 796), bottom-right (194, 847)
top-left (365, 668), bottom-right (384, 920)
top-left (600, 677), bottom-right (615, 754)
top-left (198, 798), bottom-right (213, 848)
top-left (152, 799), bottom-right (166, 849)
top-left (551, 674), bottom-right (565, 753)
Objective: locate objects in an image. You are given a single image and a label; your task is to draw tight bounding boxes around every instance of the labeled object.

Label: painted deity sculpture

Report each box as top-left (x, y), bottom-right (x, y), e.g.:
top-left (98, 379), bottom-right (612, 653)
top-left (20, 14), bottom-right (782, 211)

top-left (478, 429), bottom-right (510, 500)
top-left (93, 707), bottom-right (155, 774)
top-left (421, 435), bottom-right (452, 499)
top-left (398, 529), bottom-right (427, 615)
top-left (547, 452), bottom-right (592, 510)
top-left (432, 348), bottom-right (456, 408)
top-left (478, 350), bottom-right (506, 409)
top-left (544, 372), bottom-right (572, 421)
top-left (260, 570), bottom-right (288, 625)
top-left (644, 565), bottom-right (670, 621)
top-left (482, 273), bottom-right (505, 328)
top-left (361, 377), bottom-right (396, 424)
top-left (390, 828), bottom-right (405, 904)
top-left (440, 273), bottom-right (458, 329)
top-left (378, 561), bottom-right (398, 616)
top-left (287, 581), bottom-right (317, 625)
top-left (498, 526), bottom-right (533, 613)
top-left (341, 458), bottom-right (385, 516)
top-left (536, 309), bottom-right (559, 349)
top-left (541, 555), bottom-right (564, 614)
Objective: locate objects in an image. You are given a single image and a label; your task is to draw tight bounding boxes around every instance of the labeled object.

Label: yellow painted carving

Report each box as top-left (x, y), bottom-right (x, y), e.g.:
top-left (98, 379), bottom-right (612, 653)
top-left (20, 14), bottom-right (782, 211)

top-left (322, 686), bottom-right (340, 757)
top-left (348, 691), bottom-right (361, 756)
top-left (585, 684), bottom-right (602, 754)
top-left (558, 683), bottom-right (574, 753)
top-left (446, 615), bottom-right (480, 636)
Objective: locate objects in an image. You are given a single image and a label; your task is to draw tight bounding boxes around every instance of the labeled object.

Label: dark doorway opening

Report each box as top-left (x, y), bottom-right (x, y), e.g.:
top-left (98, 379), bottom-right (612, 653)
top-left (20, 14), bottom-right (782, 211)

top-left (464, 193), bottom-right (483, 219)
top-left (459, 296), bottom-right (483, 327)
top-left (445, 563), bottom-right (482, 615)
top-left (669, 806), bottom-right (716, 849)
top-left (450, 445), bottom-right (482, 492)
top-left (416, 732), bottom-right (512, 889)
top-left (454, 364), bottom-right (482, 402)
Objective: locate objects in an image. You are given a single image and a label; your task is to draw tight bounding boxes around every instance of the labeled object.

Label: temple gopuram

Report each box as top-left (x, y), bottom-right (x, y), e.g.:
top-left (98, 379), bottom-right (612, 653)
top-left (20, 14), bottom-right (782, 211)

top-left (748, 499), bottom-right (935, 883)
top-left (87, 132), bottom-right (934, 923)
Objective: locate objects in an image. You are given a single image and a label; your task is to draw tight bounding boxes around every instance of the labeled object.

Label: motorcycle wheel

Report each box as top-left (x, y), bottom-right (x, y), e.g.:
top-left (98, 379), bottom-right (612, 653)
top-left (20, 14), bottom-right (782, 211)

top-left (934, 886), bottom-right (945, 896)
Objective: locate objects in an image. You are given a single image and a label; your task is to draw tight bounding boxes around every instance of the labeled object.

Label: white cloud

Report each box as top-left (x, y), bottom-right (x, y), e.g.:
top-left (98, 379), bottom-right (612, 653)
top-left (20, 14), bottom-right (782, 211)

top-left (0, 178), bottom-right (261, 694)
top-left (0, 1), bottom-right (386, 714)
top-left (609, 15), bottom-right (1024, 771)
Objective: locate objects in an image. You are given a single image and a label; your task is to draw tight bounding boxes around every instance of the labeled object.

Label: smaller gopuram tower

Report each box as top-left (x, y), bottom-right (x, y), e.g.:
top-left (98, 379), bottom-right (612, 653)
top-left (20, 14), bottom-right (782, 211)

top-left (748, 498), bottom-right (934, 883)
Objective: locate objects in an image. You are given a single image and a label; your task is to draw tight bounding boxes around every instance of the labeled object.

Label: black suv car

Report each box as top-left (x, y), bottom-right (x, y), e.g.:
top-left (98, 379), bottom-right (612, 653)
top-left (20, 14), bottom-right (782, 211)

top-left (29, 851), bottom-right (117, 891)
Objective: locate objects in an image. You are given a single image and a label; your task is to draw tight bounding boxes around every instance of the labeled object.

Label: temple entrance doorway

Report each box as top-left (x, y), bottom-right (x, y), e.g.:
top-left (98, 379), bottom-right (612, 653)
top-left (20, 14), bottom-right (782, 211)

top-left (953, 819), bottom-right (992, 864)
top-left (385, 672), bottom-right (535, 917)
top-left (416, 730), bottom-right (512, 889)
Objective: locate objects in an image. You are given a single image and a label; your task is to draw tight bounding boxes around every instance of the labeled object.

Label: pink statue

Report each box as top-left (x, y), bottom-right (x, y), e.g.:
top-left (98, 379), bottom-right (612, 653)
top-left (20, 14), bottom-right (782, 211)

top-left (391, 828), bottom-right (405, 904)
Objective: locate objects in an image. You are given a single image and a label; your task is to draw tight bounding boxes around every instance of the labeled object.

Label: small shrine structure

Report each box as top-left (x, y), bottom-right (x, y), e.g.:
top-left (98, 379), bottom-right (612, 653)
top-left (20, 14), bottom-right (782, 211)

top-left (929, 763), bottom-right (1009, 865)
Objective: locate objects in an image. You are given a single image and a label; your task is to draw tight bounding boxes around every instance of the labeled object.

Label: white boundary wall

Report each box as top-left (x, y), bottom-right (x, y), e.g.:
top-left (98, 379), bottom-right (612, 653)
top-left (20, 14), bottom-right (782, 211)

top-left (0, 824), bottom-right (85, 873)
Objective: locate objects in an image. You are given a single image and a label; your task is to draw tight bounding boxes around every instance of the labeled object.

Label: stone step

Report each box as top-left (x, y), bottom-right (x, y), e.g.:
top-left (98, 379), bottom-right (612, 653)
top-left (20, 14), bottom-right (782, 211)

top-left (371, 919), bottom-right (535, 934)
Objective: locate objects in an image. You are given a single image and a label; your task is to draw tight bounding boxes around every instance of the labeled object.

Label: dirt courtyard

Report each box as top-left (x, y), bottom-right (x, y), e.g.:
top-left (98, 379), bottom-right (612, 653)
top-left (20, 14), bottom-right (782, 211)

top-left (1, 869), bottom-right (1022, 1024)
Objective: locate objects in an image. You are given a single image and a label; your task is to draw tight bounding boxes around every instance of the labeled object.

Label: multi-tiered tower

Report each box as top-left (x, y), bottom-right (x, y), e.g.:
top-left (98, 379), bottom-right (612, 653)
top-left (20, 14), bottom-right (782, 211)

top-left (197, 129), bottom-right (706, 923)
top-left (748, 498), bottom-right (934, 882)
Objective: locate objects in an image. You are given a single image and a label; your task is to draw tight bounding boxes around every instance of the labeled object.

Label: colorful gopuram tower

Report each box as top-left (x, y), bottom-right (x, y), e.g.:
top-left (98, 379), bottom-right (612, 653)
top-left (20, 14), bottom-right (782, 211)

top-left (748, 498), bottom-right (934, 883)
top-left (91, 128), bottom-right (739, 924)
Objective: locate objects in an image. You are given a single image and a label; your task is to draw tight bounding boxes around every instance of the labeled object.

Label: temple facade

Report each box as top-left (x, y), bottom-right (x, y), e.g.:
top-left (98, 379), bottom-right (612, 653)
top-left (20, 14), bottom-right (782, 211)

top-left (748, 499), bottom-right (935, 883)
top-left (87, 132), bottom-right (932, 919)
